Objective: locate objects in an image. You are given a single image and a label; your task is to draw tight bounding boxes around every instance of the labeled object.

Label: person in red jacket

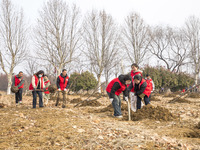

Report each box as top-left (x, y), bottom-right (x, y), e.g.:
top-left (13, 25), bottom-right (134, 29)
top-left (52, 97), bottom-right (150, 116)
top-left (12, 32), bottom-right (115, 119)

top-left (145, 74), bottom-right (155, 101)
top-left (106, 74), bottom-right (132, 118)
top-left (29, 70), bottom-right (45, 108)
top-left (44, 75), bottom-right (51, 105)
top-left (128, 75), bottom-right (151, 110)
top-left (12, 71), bottom-right (25, 105)
top-left (56, 69), bottom-right (70, 108)
top-left (129, 63), bottom-right (143, 110)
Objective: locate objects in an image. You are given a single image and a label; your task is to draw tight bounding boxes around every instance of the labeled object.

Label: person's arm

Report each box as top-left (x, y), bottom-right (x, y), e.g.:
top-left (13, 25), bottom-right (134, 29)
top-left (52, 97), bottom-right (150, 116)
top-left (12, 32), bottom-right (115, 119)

top-left (66, 78), bottom-right (70, 89)
top-left (109, 82), bottom-right (121, 98)
top-left (17, 78), bottom-right (25, 88)
top-left (127, 81), bottom-right (134, 92)
top-left (123, 87), bottom-right (129, 97)
top-left (32, 76), bottom-right (37, 89)
top-left (56, 77), bottom-right (60, 89)
top-left (135, 82), bottom-right (147, 95)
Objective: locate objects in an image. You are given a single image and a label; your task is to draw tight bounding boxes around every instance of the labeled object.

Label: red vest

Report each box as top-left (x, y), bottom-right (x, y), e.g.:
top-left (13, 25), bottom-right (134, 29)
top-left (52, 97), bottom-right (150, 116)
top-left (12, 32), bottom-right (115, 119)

top-left (15, 75), bottom-right (24, 89)
top-left (146, 78), bottom-right (153, 91)
top-left (59, 75), bottom-right (69, 91)
top-left (106, 78), bottom-right (126, 96)
top-left (130, 70), bottom-right (143, 92)
top-left (135, 78), bottom-right (151, 97)
top-left (44, 80), bottom-right (50, 94)
top-left (29, 75), bottom-right (44, 90)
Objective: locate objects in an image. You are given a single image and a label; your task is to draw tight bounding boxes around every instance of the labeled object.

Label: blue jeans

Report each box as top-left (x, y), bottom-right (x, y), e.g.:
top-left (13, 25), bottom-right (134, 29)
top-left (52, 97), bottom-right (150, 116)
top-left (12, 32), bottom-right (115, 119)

top-left (107, 92), bottom-right (122, 116)
top-left (136, 95), bottom-right (149, 109)
top-left (32, 91), bottom-right (43, 108)
top-left (15, 88), bottom-right (23, 103)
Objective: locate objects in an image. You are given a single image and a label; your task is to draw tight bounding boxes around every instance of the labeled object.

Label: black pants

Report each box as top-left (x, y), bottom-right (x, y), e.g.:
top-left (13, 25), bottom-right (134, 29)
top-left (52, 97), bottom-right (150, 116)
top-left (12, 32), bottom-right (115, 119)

top-left (136, 95), bottom-right (150, 109)
top-left (15, 88), bottom-right (23, 103)
top-left (32, 91), bottom-right (43, 108)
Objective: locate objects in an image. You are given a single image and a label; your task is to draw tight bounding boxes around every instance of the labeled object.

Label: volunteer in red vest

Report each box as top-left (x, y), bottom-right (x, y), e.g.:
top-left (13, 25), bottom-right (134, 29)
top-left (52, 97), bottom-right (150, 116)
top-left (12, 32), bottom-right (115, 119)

top-left (106, 74), bottom-right (132, 118)
top-left (56, 69), bottom-right (70, 108)
top-left (12, 71), bottom-right (25, 105)
top-left (44, 75), bottom-right (51, 105)
top-left (145, 74), bottom-right (155, 101)
top-left (129, 63), bottom-right (143, 105)
top-left (128, 75), bottom-right (151, 110)
top-left (29, 70), bottom-right (45, 108)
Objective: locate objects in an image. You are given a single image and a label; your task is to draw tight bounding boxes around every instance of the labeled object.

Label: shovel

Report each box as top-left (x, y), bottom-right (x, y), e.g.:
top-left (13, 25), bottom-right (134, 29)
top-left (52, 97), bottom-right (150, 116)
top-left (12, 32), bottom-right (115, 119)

top-left (126, 99), bottom-right (131, 121)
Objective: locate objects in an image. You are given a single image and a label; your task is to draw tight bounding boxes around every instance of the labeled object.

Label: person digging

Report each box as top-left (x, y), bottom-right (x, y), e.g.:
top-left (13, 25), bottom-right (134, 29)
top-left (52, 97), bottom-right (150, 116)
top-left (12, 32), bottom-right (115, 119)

top-left (12, 71), bottom-right (25, 105)
top-left (56, 69), bottom-right (70, 108)
top-left (128, 75), bottom-right (151, 110)
top-left (106, 74), bottom-right (132, 118)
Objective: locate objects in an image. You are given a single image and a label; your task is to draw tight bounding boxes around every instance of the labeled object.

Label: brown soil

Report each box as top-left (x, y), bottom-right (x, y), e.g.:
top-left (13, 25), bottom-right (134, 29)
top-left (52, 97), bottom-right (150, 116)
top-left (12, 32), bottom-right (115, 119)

top-left (150, 96), bottom-right (161, 101)
top-left (130, 105), bottom-right (176, 121)
top-left (163, 93), bottom-right (178, 97)
top-left (78, 100), bottom-right (102, 107)
top-left (188, 93), bottom-right (200, 98)
top-left (95, 103), bottom-right (128, 113)
top-left (70, 98), bottom-right (82, 103)
top-left (169, 98), bottom-right (191, 103)
top-left (48, 84), bottom-right (57, 93)
top-left (0, 94), bottom-right (199, 149)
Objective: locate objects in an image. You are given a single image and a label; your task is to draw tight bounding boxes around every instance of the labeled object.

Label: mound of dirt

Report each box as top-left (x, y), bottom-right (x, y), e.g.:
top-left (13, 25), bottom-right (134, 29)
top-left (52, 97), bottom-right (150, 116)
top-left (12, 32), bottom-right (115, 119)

top-left (188, 93), bottom-right (200, 98)
top-left (11, 86), bottom-right (19, 93)
top-left (70, 98), bottom-right (82, 103)
top-left (48, 84), bottom-right (57, 93)
top-left (169, 98), bottom-right (191, 103)
top-left (131, 105), bottom-right (176, 121)
top-left (184, 129), bottom-right (200, 138)
top-left (150, 96), bottom-right (161, 101)
top-left (0, 103), bottom-right (5, 108)
top-left (78, 100), bottom-right (102, 107)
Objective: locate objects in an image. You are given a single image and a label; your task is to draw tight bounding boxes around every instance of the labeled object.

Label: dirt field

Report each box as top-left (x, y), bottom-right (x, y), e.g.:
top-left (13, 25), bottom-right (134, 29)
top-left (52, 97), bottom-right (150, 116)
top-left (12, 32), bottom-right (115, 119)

top-left (0, 92), bottom-right (200, 150)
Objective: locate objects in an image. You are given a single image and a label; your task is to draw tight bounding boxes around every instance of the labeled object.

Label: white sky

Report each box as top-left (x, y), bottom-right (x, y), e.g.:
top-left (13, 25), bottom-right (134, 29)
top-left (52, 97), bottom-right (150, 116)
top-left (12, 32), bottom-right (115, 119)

top-left (13, 0), bottom-right (200, 27)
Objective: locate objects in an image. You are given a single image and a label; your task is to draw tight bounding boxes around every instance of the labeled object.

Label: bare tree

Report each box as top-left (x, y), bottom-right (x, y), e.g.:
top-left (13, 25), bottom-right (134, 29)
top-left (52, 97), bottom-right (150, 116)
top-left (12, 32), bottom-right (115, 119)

top-left (82, 10), bottom-right (121, 92)
top-left (0, 0), bottom-right (28, 94)
top-left (35, 0), bottom-right (81, 76)
top-left (184, 16), bottom-right (200, 84)
top-left (148, 26), bottom-right (188, 72)
top-left (121, 12), bottom-right (150, 65)
top-left (25, 59), bottom-right (39, 76)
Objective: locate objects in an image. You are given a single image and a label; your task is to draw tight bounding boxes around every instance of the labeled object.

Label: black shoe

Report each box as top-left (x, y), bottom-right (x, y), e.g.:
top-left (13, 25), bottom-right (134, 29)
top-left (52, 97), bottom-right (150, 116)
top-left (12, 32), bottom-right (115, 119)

top-left (39, 106), bottom-right (44, 108)
top-left (62, 105), bottom-right (66, 108)
top-left (33, 107), bottom-right (36, 109)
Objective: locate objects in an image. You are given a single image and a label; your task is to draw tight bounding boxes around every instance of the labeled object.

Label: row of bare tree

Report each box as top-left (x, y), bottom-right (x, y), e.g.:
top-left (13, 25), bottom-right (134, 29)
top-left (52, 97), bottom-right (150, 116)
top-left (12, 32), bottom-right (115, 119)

top-left (0, 0), bottom-right (200, 94)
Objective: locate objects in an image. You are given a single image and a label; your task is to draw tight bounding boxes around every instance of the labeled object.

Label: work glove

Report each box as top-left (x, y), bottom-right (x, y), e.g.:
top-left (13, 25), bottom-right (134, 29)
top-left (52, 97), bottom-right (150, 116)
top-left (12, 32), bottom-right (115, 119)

top-left (124, 96), bottom-right (128, 102)
top-left (109, 98), bottom-right (113, 103)
top-left (58, 88), bottom-right (61, 91)
top-left (64, 88), bottom-right (67, 91)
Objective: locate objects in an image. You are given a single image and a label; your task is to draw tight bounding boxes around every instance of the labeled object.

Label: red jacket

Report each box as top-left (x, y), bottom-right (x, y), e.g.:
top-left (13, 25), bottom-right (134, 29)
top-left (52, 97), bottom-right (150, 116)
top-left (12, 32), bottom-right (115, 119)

top-left (15, 75), bottom-right (24, 89)
top-left (146, 78), bottom-right (153, 91)
top-left (106, 78), bottom-right (126, 96)
top-left (130, 70), bottom-right (143, 92)
top-left (29, 75), bottom-right (44, 90)
top-left (58, 75), bottom-right (69, 91)
top-left (44, 80), bottom-right (50, 94)
top-left (138, 78), bottom-right (151, 97)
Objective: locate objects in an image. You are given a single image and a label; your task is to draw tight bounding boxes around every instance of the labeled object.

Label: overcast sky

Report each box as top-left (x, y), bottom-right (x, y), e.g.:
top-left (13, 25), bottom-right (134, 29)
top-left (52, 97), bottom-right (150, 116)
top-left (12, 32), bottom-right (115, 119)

top-left (13, 0), bottom-right (200, 27)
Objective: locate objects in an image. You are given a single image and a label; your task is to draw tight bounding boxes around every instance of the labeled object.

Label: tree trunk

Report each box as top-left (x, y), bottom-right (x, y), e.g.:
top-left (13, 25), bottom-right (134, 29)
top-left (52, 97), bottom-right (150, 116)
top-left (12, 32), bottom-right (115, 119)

top-left (7, 74), bottom-right (12, 95)
top-left (97, 74), bottom-right (101, 93)
top-left (195, 72), bottom-right (198, 85)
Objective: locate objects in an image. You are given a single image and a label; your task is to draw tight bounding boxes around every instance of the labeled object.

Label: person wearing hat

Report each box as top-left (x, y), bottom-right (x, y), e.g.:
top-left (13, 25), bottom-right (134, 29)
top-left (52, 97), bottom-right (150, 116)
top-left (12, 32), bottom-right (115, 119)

top-left (12, 71), bottom-right (25, 105)
top-left (145, 74), bottom-right (155, 101)
top-left (128, 75), bottom-right (151, 110)
top-left (29, 70), bottom-right (45, 108)
top-left (106, 74), bottom-right (132, 118)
